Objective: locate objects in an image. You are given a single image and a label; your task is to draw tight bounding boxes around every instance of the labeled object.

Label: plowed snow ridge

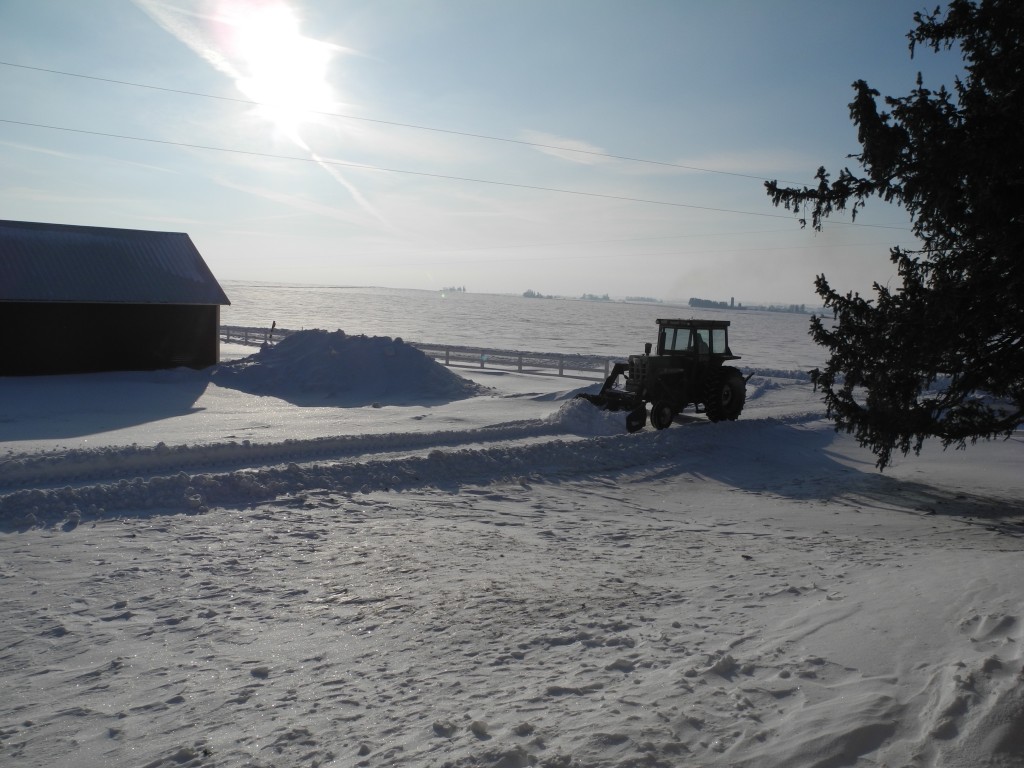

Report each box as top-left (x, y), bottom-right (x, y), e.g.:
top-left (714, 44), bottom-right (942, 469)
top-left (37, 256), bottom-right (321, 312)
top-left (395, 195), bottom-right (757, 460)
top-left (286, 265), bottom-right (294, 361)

top-left (1, 403), bottom-right (798, 523)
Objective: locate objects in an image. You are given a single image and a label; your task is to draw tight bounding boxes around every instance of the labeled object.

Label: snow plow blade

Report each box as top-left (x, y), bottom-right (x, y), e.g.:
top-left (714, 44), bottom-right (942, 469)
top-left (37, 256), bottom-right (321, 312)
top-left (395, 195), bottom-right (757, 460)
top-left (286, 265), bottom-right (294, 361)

top-left (574, 362), bottom-right (636, 411)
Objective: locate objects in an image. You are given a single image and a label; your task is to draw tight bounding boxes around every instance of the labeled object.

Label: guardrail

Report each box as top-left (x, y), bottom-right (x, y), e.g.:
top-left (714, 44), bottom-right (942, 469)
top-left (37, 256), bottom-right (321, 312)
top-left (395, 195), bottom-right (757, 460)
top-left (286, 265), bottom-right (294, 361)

top-left (412, 342), bottom-right (615, 380)
top-left (221, 325), bottom-right (287, 345)
top-left (220, 326), bottom-right (617, 381)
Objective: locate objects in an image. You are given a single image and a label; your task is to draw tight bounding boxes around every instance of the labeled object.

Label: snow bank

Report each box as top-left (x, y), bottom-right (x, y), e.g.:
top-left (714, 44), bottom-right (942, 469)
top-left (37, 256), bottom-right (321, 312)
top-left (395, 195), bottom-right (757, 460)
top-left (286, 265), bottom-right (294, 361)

top-left (545, 397), bottom-right (627, 436)
top-left (3, 344), bottom-right (1024, 768)
top-left (4, 428), bottom-right (1022, 768)
top-left (212, 329), bottom-right (488, 404)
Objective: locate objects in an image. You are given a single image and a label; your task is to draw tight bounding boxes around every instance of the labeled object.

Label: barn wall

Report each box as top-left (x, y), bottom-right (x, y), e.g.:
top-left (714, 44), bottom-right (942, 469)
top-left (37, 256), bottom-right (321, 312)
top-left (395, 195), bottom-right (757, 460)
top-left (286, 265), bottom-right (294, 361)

top-left (2, 303), bottom-right (221, 376)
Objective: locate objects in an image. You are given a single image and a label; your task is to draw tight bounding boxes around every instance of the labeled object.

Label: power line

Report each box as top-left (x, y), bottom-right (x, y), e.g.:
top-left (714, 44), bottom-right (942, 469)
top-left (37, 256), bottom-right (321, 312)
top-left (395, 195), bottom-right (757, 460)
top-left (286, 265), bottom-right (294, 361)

top-left (451, 230), bottom-right (917, 252)
top-left (384, 228), bottom-right (856, 253)
top-left (334, 239), bottom-right (920, 268)
top-left (361, 231), bottom-right (917, 260)
top-left (0, 117), bottom-right (795, 220)
top-left (0, 60), bottom-right (808, 184)
top-left (0, 117), bottom-right (911, 231)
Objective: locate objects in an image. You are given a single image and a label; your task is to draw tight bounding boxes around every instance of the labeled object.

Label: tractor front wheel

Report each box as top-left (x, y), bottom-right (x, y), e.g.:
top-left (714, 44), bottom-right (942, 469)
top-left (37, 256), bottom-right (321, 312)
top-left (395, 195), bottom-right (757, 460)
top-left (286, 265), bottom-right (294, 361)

top-left (626, 406), bottom-right (648, 433)
top-left (704, 366), bottom-right (746, 422)
top-left (650, 401), bottom-right (675, 430)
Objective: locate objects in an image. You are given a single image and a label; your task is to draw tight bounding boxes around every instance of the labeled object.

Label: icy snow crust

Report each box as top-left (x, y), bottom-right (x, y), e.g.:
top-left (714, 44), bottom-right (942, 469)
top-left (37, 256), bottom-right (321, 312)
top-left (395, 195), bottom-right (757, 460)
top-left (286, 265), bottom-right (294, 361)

top-left (2, 332), bottom-right (1024, 768)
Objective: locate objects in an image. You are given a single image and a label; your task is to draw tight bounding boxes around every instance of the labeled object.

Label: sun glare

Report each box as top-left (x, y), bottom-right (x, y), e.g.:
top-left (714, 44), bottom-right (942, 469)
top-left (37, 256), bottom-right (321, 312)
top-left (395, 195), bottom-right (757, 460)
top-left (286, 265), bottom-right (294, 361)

top-left (216, 1), bottom-right (339, 140)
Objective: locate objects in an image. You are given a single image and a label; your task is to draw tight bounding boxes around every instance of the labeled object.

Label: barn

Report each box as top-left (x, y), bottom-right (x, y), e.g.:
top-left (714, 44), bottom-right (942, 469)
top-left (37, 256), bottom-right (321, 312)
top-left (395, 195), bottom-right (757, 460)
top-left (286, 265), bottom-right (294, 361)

top-left (0, 220), bottom-right (231, 376)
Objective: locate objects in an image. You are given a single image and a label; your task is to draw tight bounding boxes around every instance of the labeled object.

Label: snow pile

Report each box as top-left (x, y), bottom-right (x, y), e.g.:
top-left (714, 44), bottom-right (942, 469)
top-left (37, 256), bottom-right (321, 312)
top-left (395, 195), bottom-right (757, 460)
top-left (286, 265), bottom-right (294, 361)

top-left (212, 329), bottom-right (488, 404)
top-left (545, 396), bottom-right (627, 436)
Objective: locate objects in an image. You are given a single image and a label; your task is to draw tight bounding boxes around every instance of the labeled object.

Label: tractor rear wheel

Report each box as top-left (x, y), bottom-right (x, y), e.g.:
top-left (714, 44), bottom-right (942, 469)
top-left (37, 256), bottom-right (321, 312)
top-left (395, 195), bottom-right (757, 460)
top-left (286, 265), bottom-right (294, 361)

top-left (705, 366), bottom-right (746, 422)
top-left (650, 401), bottom-right (675, 430)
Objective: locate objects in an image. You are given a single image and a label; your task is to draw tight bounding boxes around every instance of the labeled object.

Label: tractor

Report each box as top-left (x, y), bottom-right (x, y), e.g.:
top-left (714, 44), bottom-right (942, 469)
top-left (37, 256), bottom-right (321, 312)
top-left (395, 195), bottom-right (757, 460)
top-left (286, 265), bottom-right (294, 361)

top-left (577, 318), bottom-right (747, 432)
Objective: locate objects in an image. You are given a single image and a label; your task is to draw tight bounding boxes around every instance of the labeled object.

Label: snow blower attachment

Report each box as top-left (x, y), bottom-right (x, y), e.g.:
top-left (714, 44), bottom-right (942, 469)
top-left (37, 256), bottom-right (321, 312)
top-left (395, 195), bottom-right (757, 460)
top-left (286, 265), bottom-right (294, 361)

top-left (577, 318), bottom-right (747, 433)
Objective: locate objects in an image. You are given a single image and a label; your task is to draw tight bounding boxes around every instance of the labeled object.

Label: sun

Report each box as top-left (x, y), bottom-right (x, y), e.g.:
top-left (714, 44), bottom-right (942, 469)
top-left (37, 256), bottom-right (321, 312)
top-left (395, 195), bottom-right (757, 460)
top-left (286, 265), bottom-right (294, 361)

top-left (217, 1), bottom-right (339, 141)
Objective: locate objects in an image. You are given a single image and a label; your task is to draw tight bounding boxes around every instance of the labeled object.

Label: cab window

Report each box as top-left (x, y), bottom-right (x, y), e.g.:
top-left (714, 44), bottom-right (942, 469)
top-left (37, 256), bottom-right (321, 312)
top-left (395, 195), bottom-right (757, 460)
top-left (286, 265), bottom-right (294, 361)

top-left (673, 329), bottom-right (692, 352)
top-left (662, 328), bottom-right (692, 353)
top-left (711, 328), bottom-right (727, 354)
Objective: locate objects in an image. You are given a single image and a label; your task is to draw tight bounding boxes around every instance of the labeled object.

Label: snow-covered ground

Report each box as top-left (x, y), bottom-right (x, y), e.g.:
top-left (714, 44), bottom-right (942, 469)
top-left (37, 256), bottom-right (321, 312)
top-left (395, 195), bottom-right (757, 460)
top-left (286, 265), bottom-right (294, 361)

top-left (2, 334), bottom-right (1023, 768)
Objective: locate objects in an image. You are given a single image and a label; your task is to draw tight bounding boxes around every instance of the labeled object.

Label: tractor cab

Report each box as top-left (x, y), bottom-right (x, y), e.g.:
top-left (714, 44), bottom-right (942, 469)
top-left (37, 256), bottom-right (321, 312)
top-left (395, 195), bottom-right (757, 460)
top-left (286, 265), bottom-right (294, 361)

top-left (656, 319), bottom-right (739, 360)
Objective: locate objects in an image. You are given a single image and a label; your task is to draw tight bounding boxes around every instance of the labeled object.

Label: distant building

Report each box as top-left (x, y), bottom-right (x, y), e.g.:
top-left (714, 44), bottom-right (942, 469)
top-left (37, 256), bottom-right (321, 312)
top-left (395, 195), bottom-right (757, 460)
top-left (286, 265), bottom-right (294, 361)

top-left (0, 220), bottom-right (230, 376)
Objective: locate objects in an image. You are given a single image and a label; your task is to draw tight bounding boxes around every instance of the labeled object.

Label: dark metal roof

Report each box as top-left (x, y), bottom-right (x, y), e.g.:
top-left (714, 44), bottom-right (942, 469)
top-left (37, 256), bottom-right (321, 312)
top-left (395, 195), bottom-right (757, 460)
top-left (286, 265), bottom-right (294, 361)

top-left (0, 220), bottom-right (230, 305)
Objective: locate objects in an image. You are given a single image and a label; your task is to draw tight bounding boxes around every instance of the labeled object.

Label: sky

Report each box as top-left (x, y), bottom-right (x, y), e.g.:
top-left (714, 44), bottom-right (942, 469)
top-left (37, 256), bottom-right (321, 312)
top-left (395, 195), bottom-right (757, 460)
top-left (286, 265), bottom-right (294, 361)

top-left (0, 1), bottom-right (966, 305)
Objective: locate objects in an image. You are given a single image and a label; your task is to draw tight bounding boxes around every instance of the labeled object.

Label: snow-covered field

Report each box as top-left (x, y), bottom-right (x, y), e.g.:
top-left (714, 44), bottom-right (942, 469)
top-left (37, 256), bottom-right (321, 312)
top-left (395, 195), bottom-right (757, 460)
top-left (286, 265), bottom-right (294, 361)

top-left (2, 332), bottom-right (1023, 768)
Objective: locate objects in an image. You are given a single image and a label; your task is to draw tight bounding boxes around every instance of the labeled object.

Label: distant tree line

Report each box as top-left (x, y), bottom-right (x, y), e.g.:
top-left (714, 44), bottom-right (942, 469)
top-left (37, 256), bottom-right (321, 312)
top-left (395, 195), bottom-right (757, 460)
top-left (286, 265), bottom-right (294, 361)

top-left (688, 297), bottom-right (809, 314)
top-left (522, 291), bottom-right (614, 301)
top-left (747, 303), bottom-right (809, 314)
top-left (688, 297), bottom-right (732, 310)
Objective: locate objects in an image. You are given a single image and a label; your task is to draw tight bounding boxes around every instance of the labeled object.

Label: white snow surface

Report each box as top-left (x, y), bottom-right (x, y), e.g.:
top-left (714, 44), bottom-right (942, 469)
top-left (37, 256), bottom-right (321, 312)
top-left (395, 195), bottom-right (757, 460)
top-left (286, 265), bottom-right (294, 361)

top-left (2, 333), bottom-right (1023, 768)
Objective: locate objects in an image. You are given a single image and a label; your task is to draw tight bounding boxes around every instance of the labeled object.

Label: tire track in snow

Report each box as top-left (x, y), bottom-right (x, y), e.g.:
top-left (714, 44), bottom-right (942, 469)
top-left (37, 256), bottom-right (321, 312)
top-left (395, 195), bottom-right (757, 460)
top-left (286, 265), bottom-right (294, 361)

top-left (0, 420), bottom-right (564, 491)
top-left (1, 393), bottom-right (826, 528)
top-left (0, 371), bottom-right (810, 494)
top-left (0, 424), bottom-right (711, 526)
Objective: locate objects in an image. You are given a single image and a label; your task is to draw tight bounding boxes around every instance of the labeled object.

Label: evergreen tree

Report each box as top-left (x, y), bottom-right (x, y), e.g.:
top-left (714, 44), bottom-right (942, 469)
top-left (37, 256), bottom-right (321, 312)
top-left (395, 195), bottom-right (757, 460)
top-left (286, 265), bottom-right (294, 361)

top-left (766, 0), bottom-right (1024, 468)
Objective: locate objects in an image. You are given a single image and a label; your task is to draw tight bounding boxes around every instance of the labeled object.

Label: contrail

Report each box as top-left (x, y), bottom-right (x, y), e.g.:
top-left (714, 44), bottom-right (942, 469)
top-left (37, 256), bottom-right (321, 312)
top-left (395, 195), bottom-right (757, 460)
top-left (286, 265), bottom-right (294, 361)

top-left (131, 0), bottom-right (387, 224)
